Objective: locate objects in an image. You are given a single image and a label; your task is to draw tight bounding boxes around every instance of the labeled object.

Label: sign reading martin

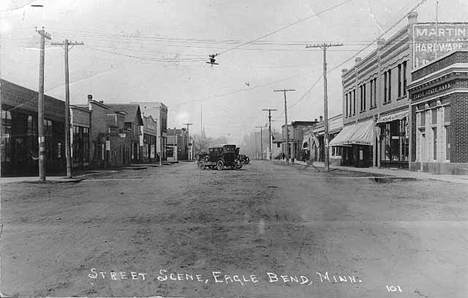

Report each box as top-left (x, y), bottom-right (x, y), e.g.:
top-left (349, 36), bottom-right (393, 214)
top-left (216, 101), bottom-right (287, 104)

top-left (413, 23), bottom-right (468, 68)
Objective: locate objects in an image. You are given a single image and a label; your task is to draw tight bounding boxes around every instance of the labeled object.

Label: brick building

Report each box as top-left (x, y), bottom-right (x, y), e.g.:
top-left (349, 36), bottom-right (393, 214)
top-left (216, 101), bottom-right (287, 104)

top-left (107, 104), bottom-right (144, 163)
top-left (70, 105), bottom-right (91, 170)
top-left (78, 95), bottom-right (132, 168)
top-left (142, 115), bottom-right (158, 162)
top-left (336, 12), bottom-right (468, 168)
top-left (408, 50), bottom-right (468, 174)
top-left (1, 80), bottom-right (65, 176)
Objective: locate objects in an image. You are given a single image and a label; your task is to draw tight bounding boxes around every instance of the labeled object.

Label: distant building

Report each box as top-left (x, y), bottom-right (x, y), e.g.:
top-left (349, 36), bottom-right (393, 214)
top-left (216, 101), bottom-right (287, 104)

top-left (408, 50), bottom-right (468, 174)
top-left (107, 104), bottom-right (144, 163)
top-left (78, 95), bottom-right (133, 168)
top-left (133, 102), bottom-right (168, 160)
top-left (167, 127), bottom-right (189, 161)
top-left (142, 115), bottom-right (158, 163)
top-left (291, 121), bottom-right (317, 161)
top-left (307, 114), bottom-right (343, 165)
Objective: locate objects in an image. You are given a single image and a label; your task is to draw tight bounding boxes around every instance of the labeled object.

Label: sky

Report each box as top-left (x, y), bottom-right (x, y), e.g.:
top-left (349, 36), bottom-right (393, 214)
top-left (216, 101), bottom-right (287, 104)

top-left (1, 0), bottom-right (467, 144)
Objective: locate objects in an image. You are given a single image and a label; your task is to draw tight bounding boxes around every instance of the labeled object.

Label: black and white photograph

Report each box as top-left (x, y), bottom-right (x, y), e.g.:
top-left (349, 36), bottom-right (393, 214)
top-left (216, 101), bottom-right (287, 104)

top-left (1, 0), bottom-right (468, 297)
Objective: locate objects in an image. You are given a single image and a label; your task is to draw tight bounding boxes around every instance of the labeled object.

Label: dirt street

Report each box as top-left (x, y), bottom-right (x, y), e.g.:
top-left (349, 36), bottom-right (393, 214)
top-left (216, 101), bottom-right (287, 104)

top-left (1, 161), bottom-right (467, 297)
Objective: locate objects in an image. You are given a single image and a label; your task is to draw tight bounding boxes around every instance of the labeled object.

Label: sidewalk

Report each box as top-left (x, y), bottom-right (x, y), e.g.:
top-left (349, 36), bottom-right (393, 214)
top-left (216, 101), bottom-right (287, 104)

top-left (0, 161), bottom-right (178, 185)
top-left (285, 160), bottom-right (468, 185)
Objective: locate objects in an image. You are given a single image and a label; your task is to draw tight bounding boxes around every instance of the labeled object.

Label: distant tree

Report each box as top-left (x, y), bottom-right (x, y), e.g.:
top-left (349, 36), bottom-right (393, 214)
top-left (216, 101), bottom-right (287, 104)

top-left (192, 134), bottom-right (211, 156)
top-left (192, 133), bottom-right (230, 156)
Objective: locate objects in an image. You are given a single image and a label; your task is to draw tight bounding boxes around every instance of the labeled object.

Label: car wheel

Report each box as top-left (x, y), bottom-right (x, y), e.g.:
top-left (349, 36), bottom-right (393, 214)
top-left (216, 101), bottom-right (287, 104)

top-left (198, 161), bottom-right (206, 169)
top-left (216, 160), bottom-right (224, 170)
top-left (235, 159), bottom-right (242, 169)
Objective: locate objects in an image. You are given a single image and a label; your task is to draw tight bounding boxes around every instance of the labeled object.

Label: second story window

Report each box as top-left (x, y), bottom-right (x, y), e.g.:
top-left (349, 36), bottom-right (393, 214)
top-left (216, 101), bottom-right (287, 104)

top-left (353, 89), bottom-right (356, 115)
top-left (398, 64), bottom-right (402, 98)
top-left (387, 69), bottom-right (392, 102)
top-left (384, 72), bottom-right (387, 103)
top-left (403, 61), bottom-right (407, 96)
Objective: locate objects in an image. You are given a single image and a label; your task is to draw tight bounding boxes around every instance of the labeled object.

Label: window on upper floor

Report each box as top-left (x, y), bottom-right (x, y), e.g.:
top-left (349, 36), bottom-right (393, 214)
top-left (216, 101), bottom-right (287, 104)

top-left (353, 89), bottom-right (356, 115)
top-left (403, 61), bottom-right (407, 96)
top-left (383, 72), bottom-right (387, 103)
top-left (345, 93), bottom-right (349, 117)
top-left (387, 69), bottom-right (392, 103)
top-left (398, 64), bottom-right (402, 98)
top-left (363, 83), bottom-right (366, 111)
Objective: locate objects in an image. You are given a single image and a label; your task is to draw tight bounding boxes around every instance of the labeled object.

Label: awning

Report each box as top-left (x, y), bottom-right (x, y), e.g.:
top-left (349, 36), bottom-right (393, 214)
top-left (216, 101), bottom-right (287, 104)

top-left (376, 110), bottom-right (408, 124)
top-left (348, 119), bottom-right (375, 146)
top-left (329, 124), bottom-right (356, 147)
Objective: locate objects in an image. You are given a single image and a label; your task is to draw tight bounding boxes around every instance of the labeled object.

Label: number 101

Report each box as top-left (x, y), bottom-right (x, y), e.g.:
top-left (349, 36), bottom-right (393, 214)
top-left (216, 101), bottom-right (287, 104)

top-left (386, 285), bottom-right (403, 292)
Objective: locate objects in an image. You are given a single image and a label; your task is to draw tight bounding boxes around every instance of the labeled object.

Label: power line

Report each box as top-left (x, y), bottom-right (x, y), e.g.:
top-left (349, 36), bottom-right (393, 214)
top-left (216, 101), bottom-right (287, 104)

top-left (306, 43), bottom-right (344, 172)
top-left (274, 89), bottom-right (295, 164)
top-left (50, 39), bottom-right (84, 178)
top-left (215, 0), bottom-right (355, 57)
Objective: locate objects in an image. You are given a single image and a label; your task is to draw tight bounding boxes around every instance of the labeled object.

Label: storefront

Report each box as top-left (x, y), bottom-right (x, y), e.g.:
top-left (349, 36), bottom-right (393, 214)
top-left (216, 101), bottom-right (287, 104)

top-left (408, 50), bottom-right (468, 174)
top-left (376, 110), bottom-right (409, 169)
top-left (1, 80), bottom-right (65, 176)
top-left (329, 119), bottom-right (375, 167)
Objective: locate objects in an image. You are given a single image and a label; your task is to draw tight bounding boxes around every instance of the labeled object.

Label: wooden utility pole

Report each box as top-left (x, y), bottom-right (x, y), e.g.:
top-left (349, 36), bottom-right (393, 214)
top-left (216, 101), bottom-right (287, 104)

top-left (37, 28), bottom-right (51, 182)
top-left (156, 119), bottom-right (162, 166)
top-left (255, 126), bottom-right (264, 160)
top-left (274, 89), bottom-right (295, 164)
top-left (306, 43), bottom-right (343, 171)
top-left (183, 123), bottom-right (193, 160)
top-left (51, 39), bottom-right (84, 178)
top-left (262, 108), bottom-right (277, 160)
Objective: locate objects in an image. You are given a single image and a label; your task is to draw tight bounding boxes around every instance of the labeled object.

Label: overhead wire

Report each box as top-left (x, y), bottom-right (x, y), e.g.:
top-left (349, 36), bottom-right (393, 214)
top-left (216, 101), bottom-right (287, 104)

top-left (215, 0), bottom-right (356, 57)
top-left (270, 0), bottom-right (428, 124)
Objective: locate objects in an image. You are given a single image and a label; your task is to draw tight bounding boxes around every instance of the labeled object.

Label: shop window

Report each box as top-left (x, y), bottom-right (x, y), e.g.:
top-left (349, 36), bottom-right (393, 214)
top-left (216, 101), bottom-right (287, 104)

top-left (1, 110), bottom-right (12, 162)
top-left (83, 127), bottom-right (89, 162)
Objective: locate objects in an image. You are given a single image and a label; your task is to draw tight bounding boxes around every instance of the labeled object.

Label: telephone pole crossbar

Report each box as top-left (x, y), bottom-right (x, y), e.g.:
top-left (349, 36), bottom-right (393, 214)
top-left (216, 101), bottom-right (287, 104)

top-left (37, 28), bottom-right (51, 182)
top-left (51, 39), bottom-right (84, 178)
top-left (274, 89), bottom-right (295, 164)
top-left (262, 108), bottom-right (277, 161)
top-left (305, 43), bottom-right (343, 171)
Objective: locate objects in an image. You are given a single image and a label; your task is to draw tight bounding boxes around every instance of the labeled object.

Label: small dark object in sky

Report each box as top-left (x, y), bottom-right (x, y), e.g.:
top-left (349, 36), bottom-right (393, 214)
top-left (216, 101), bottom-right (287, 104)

top-left (206, 54), bottom-right (219, 66)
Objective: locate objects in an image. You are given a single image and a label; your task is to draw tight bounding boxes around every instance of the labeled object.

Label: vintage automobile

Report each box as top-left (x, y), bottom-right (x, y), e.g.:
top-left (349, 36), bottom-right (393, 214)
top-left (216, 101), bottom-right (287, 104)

top-left (199, 145), bottom-right (242, 170)
top-left (238, 154), bottom-right (250, 164)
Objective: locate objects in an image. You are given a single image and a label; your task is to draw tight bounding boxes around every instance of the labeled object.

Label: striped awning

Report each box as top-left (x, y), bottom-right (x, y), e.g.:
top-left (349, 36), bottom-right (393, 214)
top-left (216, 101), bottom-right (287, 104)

top-left (329, 119), bottom-right (375, 146)
top-left (329, 124), bottom-right (356, 147)
top-left (348, 119), bottom-right (374, 146)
